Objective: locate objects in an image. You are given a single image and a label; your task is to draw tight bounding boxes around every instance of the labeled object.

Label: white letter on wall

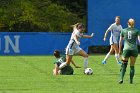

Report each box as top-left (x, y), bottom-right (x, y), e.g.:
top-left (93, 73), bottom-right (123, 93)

top-left (4, 35), bottom-right (20, 53)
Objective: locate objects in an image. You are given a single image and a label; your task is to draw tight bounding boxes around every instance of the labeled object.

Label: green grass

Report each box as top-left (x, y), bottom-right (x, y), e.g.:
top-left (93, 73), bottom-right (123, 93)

top-left (0, 55), bottom-right (140, 93)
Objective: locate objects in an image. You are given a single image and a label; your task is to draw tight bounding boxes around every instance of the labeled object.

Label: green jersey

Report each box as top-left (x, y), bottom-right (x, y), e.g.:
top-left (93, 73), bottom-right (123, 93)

top-left (120, 27), bottom-right (140, 50)
top-left (54, 56), bottom-right (73, 75)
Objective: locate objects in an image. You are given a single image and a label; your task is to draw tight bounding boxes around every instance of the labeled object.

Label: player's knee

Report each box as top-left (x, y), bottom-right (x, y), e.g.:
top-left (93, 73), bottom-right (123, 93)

top-left (66, 60), bottom-right (71, 64)
top-left (84, 54), bottom-right (88, 58)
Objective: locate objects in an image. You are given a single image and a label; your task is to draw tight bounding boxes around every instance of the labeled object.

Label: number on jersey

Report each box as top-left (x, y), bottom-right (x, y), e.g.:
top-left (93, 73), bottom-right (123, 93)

top-left (128, 31), bottom-right (132, 39)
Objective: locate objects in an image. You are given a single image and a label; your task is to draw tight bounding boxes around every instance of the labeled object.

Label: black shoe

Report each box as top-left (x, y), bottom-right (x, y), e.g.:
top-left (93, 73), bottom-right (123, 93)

top-left (130, 80), bottom-right (133, 84)
top-left (119, 80), bottom-right (123, 84)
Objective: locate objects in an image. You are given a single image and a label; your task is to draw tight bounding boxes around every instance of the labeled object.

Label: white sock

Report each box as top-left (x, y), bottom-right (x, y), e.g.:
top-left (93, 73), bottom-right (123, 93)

top-left (59, 62), bottom-right (67, 69)
top-left (104, 53), bottom-right (110, 61)
top-left (115, 54), bottom-right (119, 62)
top-left (84, 57), bottom-right (88, 69)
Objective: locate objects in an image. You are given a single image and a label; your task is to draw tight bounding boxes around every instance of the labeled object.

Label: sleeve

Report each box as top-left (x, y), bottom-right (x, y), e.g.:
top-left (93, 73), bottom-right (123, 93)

top-left (61, 56), bottom-right (66, 62)
top-left (107, 24), bottom-right (113, 31)
top-left (75, 31), bottom-right (83, 38)
top-left (54, 59), bottom-right (58, 64)
top-left (120, 29), bottom-right (124, 37)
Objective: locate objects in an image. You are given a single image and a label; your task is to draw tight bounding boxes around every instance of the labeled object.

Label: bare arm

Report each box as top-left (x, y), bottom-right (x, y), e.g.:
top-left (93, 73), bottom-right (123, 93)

top-left (71, 60), bottom-right (81, 68)
top-left (82, 33), bottom-right (94, 38)
top-left (103, 30), bottom-right (110, 41)
top-left (73, 34), bottom-right (80, 45)
top-left (119, 36), bottom-right (123, 55)
top-left (53, 64), bottom-right (59, 75)
top-left (138, 36), bottom-right (140, 44)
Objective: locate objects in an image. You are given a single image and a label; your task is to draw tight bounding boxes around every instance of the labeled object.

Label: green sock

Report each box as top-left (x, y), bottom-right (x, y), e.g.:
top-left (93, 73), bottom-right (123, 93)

top-left (120, 63), bottom-right (127, 81)
top-left (130, 66), bottom-right (135, 83)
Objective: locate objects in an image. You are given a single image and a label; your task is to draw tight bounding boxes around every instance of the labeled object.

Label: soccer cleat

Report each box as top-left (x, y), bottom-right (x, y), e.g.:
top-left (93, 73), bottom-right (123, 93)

top-left (130, 80), bottom-right (133, 84)
top-left (119, 80), bottom-right (123, 84)
top-left (102, 61), bottom-right (106, 64)
top-left (118, 61), bottom-right (122, 65)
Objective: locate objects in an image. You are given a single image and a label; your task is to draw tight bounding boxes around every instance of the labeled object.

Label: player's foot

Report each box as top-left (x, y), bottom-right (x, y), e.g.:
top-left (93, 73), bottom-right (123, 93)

top-left (119, 80), bottom-right (123, 84)
top-left (102, 61), bottom-right (106, 65)
top-left (130, 80), bottom-right (133, 84)
top-left (118, 61), bottom-right (122, 65)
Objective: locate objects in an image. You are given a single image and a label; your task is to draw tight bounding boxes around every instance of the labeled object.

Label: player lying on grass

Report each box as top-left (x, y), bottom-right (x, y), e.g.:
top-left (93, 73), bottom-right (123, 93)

top-left (59, 23), bottom-right (94, 73)
top-left (53, 50), bottom-right (81, 75)
top-left (119, 18), bottom-right (140, 84)
top-left (102, 16), bottom-right (122, 65)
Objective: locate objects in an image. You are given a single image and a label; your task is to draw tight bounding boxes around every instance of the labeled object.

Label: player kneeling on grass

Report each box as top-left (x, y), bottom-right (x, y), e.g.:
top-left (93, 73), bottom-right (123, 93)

top-left (119, 18), bottom-right (140, 84)
top-left (53, 50), bottom-right (81, 75)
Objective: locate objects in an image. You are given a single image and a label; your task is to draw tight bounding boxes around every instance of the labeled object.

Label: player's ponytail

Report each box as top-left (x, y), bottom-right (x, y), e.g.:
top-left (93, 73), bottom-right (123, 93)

top-left (71, 23), bottom-right (80, 31)
top-left (128, 18), bottom-right (135, 27)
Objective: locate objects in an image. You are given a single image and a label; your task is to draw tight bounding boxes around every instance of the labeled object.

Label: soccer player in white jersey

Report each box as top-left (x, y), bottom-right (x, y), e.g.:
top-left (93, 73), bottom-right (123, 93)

top-left (59, 23), bottom-right (94, 72)
top-left (102, 16), bottom-right (122, 64)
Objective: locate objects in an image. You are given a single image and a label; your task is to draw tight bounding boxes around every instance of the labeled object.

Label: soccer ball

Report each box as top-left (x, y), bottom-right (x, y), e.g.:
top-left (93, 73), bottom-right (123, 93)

top-left (84, 68), bottom-right (93, 75)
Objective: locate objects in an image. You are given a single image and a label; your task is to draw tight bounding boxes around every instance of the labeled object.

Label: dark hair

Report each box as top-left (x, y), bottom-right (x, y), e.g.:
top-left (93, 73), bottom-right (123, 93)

top-left (53, 50), bottom-right (60, 58)
top-left (77, 23), bottom-right (85, 29)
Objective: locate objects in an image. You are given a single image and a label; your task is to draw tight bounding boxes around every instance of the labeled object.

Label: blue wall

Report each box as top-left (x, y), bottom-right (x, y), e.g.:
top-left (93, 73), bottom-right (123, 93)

top-left (1, 0), bottom-right (140, 55)
top-left (88, 0), bottom-right (140, 46)
top-left (0, 32), bottom-right (89, 55)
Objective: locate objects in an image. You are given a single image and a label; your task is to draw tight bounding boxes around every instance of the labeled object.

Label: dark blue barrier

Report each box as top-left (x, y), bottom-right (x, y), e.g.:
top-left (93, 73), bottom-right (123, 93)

top-left (88, 0), bottom-right (140, 46)
top-left (0, 32), bottom-right (89, 55)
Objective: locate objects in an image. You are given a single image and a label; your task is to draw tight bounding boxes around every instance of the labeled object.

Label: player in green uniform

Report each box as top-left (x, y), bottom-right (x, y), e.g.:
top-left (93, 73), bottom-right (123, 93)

top-left (53, 50), bottom-right (81, 75)
top-left (119, 18), bottom-right (140, 84)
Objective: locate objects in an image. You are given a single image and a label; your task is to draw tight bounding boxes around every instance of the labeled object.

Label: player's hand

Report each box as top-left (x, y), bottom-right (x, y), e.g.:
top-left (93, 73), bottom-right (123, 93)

top-left (103, 37), bottom-right (106, 41)
top-left (91, 33), bottom-right (94, 37)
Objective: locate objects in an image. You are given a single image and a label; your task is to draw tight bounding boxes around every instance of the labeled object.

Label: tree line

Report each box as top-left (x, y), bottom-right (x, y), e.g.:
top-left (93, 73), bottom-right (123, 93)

top-left (0, 0), bottom-right (87, 32)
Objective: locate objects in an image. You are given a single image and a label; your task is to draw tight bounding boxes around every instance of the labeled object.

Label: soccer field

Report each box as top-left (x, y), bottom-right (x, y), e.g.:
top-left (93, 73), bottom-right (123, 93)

top-left (0, 55), bottom-right (140, 93)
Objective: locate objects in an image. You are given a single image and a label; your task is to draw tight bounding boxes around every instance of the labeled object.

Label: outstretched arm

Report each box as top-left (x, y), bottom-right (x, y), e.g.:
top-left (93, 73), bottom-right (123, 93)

top-left (53, 64), bottom-right (59, 75)
top-left (82, 33), bottom-right (94, 38)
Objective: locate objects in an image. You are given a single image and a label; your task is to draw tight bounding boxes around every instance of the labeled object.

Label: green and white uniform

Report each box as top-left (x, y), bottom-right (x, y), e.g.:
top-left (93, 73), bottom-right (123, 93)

top-left (54, 56), bottom-right (74, 75)
top-left (120, 27), bottom-right (140, 57)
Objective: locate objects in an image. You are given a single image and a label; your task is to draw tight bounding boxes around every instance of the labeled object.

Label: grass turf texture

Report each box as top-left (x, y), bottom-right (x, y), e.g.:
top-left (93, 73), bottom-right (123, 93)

top-left (0, 55), bottom-right (140, 93)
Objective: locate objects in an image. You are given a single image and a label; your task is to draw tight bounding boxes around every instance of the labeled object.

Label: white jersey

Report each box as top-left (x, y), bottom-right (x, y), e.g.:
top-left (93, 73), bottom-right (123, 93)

top-left (107, 23), bottom-right (122, 45)
top-left (65, 29), bottom-right (83, 55)
top-left (67, 29), bottom-right (83, 49)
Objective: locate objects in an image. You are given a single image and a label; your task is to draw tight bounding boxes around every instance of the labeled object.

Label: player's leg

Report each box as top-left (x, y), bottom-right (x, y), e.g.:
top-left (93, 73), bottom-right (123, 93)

top-left (119, 50), bottom-right (130, 84)
top-left (112, 43), bottom-right (121, 64)
top-left (129, 56), bottom-right (136, 84)
top-left (76, 49), bottom-right (88, 70)
top-left (59, 55), bottom-right (73, 69)
top-left (129, 50), bottom-right (138, 84)
top-left (59, 48), bottom-right (74, 69)
top-left (102, 45), bottom-right (114, 64)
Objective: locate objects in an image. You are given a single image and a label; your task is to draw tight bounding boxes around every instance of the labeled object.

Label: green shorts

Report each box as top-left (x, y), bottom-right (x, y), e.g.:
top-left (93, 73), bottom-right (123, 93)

top-left (60, 65), bottom-right (74, 75)
top-left (122, 49), bottom-right (138, 58)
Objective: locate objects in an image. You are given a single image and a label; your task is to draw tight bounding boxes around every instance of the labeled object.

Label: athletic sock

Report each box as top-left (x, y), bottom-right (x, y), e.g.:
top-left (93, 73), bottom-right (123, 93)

top-left (120, 62), bottom-right (128, 81)
top-left (84, 57), bottom-right (88, 70)
top-left (104, 53), bottom-right (110, 61)
top-left (115, 54), bottom-right (120, 62)
top-left (130, 66), bottom-right (135, 83)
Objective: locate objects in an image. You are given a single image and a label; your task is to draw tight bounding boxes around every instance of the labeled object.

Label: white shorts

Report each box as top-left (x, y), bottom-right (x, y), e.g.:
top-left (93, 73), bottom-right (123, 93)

top-left (109, 36), bottom-right (118, 45)
top-left (65, 46), bottom-right (82, 55)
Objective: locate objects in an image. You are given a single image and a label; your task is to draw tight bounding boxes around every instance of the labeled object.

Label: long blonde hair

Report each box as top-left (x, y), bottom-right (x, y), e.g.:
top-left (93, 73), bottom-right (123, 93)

top-left (71, 23), bottom-right (80, 31)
